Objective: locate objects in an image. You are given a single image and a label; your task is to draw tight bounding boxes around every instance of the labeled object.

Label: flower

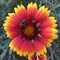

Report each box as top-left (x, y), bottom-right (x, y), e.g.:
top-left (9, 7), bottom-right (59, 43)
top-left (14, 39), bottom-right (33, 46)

top-left (3, 2), bottom-right (58, 58)
top-left (28, 54), bottom-right (47, 60)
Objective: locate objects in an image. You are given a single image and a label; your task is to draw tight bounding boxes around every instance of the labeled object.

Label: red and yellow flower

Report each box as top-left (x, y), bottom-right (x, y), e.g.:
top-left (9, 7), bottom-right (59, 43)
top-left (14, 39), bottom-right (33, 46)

top-left (28, 54), bottom-right (47, 60)
top-left (3, 2), bottom-right (58, 60)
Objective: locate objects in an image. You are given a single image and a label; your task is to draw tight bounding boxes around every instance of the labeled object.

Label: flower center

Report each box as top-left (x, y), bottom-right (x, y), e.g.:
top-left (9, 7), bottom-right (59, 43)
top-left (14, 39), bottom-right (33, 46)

top-left (19, 19), bottom-right (42, 41)
top-left (24, 26), bottom-right (34, 36)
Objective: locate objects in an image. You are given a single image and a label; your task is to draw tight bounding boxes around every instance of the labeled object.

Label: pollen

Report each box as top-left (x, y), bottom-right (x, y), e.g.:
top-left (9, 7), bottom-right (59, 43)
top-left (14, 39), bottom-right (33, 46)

top-left (24, 26), bottom-right (34, 36)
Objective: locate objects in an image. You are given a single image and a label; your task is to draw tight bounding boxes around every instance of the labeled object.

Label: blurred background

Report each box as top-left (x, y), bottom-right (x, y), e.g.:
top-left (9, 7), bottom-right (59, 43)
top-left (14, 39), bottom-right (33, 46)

top-left (0, 0), bottom-right (60, 60)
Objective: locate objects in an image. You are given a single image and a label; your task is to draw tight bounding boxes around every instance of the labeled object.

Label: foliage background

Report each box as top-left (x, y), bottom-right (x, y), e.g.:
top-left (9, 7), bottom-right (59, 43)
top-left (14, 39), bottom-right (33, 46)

top-left (0, 0), bottom-right (60, 60)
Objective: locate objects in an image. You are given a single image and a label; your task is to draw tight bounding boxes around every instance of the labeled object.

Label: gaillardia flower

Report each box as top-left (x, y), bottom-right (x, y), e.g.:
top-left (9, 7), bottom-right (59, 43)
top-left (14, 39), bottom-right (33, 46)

top-left (28, 54), bottom-right (47, 60)
top-left (3, 2), bottom-right (58, 58)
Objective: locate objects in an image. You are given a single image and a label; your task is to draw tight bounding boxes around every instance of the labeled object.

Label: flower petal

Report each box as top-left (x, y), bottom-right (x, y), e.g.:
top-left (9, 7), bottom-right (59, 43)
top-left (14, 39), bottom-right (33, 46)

top-left (14, 4), bottom-right (27, 20)
top-left (27, 2), bottom-right (37, 20)
top-left (34, 39), bottom-right (47, 55)
top-left (40, 17), bottom-right (57, 29)
top-left (39, 38), bottom-right (52, 47)
top-left (41, 28), bottom-right (58, 34)
top-left (41, 28), bottom-right (58, 39)
top-left (35, 6), bottom-right (50, 22)
top-left (9, 36), bottom-right (34, 57)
